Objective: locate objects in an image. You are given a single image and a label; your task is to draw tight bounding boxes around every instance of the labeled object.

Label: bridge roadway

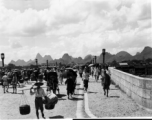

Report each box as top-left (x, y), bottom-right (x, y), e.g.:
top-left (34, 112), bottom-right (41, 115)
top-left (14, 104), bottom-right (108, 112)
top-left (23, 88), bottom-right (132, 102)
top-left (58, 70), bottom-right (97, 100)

top-left (0, 76), bottom-right (89, 119)
top-left (87, 76), bottom-right (152, 118)
top-left (0, 75), bottom-right (152, 119)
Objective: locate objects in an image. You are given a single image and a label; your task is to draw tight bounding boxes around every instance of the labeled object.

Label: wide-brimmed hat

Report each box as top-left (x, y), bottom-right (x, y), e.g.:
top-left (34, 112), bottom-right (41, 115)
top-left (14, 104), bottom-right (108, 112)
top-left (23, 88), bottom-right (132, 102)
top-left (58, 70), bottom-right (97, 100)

top-left (34, 82), bottom-right (43, 86)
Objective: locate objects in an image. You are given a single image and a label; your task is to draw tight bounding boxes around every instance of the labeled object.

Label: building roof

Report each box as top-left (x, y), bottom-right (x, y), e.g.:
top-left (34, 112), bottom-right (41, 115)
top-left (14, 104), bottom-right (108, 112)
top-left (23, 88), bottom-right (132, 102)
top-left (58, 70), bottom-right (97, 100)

top-left (119, 63), bottom-right (128, 66)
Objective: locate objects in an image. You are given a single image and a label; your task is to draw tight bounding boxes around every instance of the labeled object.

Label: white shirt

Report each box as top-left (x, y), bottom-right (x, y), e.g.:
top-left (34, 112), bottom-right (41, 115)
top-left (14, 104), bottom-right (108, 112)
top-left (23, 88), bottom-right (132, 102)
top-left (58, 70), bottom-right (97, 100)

top-left (82, 72), bottom-right (89, 80)
top-left (31, 87), bottom-right (46, 98)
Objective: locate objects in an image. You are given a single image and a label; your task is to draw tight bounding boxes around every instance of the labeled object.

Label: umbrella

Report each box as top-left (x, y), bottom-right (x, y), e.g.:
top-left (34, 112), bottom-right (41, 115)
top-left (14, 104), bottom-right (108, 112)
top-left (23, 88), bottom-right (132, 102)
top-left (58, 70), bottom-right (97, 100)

top-left (34, 82), bottom-right (44, 86)
top-left (73, 69), bottom-right (77, 72)
top-left (89, 64), bottom-right (94, 67)
top-left (73, 65), bottom-right (78, 68)
top-left (65, 68), bottom-right (73, 70)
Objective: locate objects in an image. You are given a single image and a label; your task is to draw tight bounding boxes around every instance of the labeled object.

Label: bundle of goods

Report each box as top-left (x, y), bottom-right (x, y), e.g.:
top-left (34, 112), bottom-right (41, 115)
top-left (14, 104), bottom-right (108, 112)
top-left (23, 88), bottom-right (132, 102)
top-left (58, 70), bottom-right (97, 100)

top-left (19, 94), bottom-right (31, 115)
top-left (19, 78), bottom-right (24, 83)
top-left (45, 91), bottom-right (58, 110)
top-left (25, 77), bottom-right (29, 80)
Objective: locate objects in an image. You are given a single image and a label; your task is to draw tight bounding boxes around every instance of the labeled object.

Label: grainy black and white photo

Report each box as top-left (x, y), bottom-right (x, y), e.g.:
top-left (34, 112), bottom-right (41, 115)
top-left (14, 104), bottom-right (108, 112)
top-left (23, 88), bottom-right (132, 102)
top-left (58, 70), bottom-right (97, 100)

top-left (0, 0), bottom-right (152, 119)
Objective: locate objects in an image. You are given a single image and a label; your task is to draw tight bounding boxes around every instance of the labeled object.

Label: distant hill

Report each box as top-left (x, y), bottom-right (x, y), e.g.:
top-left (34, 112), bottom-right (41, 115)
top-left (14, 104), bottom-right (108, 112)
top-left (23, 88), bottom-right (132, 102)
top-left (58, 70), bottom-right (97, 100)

top-left (83, 54), bottom-right (93, 63)
top-left (35, 53), bottom-right (43, 63)
top-left (8, 46), bottom-right (152, 66)
top-left (62, 53), bottom-right (72, 64)
top-left (133, 46), bottom-right (152, 60)
top-left (116, 51), bottom-right (132, 57)
top-left (73, 57), bottom-right (83, 64)
top-left (43, 55), bottom-right (53, 62)
top-left (10, 53), bottom-right (53, 66)
top-left (97, 52), bottom-right (115, 63)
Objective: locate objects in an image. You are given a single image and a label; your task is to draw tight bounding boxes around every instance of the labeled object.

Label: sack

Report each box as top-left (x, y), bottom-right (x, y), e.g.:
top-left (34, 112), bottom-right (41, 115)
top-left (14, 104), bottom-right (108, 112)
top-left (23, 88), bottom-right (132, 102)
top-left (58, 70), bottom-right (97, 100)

top-left (42, 98), bottom-right (47, 104)
top-left (45, 104), bottom-right (55, 110)
top-left (19, 79), bottom-right (24, 83)
top-left (46, 92), bottom-right (58, 105)
top-left (19, 105), bottom-right (30, 115)
top-left (19, 94), bottom-right (30, 115)
top-left (45, 91), bottom-right (58, 110)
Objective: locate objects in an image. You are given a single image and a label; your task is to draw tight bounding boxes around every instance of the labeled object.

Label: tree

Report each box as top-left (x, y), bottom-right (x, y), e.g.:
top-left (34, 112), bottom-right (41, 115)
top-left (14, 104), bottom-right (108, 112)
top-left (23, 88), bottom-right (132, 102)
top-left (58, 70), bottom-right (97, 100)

top-left (7, 63), bottom-right (16, 69)
top-left (111, 60), bottom-right (118, 67)
top-left (146, 58), bottom-right (152, 63)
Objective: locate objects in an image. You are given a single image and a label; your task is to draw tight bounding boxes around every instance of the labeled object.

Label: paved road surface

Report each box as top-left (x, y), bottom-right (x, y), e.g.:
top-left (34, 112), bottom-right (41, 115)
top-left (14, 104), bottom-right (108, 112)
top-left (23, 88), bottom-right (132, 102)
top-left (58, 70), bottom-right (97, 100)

top-left (0, 77), bottom-right (89, 119)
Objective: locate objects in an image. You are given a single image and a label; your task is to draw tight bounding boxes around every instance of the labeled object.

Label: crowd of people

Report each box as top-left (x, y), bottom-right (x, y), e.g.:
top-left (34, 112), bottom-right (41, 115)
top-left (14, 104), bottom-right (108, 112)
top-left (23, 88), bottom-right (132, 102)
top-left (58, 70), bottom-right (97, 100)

top-left (0, 64), bottom-right (111, 119)
top-left (0, 65), bottom-right (111, 96)
top-left (79, 65), bottom-right (111, 96)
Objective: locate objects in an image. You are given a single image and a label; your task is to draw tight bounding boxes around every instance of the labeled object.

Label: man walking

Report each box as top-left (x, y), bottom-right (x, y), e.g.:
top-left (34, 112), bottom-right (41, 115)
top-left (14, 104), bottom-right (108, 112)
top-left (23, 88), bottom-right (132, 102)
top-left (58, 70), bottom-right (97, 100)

top-left (30, 82), bottom-right (47, 119)
top-left (2, 73), bottom-right (9, 93)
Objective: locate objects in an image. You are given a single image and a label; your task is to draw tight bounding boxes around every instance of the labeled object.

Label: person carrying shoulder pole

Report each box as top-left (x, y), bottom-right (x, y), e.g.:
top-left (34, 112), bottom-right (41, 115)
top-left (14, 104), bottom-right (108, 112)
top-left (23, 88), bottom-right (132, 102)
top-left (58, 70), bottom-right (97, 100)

top-left (30, 82), bottom-right (47, 119)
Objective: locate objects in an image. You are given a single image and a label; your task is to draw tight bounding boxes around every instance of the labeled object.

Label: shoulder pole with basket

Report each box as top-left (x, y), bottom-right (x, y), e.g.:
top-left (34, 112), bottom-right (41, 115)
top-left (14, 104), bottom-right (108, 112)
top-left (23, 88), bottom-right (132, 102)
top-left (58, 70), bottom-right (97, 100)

top-left (19, 90), bottom-right (31, 115)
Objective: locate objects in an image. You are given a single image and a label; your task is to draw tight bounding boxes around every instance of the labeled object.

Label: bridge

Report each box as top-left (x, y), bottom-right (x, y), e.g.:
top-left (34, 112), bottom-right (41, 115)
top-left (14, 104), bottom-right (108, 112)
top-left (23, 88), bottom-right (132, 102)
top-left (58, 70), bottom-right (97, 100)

top-left (0, 67), bottom-right (152, 119)
top-left (109, 67), bottom-right (152, 111)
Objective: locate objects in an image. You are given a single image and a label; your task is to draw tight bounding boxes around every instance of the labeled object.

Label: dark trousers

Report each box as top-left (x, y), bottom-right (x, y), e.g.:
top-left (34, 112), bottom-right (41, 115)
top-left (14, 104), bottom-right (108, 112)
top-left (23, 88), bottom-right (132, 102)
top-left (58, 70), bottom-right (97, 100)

top-left (35, 97), bottom-right (44, 118)
top-left (79, 73), bottom-right (82, 78)
top-left (83, 80), bottom-right (88, 90)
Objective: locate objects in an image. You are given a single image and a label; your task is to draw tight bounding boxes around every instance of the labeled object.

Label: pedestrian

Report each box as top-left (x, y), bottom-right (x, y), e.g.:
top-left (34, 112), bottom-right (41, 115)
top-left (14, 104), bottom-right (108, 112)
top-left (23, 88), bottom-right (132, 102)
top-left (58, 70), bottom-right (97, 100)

top-left (12, 72), bottom-right (18, 94)
top-left (101, 70), bottom-right (111, 97)
top-left (94, 67), bottom-right (99, 82)
top-left (82, 67), bottom-right (90, 92)
top-left (72, 70), bottom-right (77, 94)
top-left (30, 82), bottom-right (47, 119)
top-left (79, 67), bottom-right (83, 78)
top-left (2, 73), bottom-right (9, 93)
top-left (58, 70), bottom-right (63, 84)
top-left (91, 67), bottom-right (94, 77)
top-left (65, 72), bottom-right (74, 99)
top-left (7, 70), bottom-right (12, 86)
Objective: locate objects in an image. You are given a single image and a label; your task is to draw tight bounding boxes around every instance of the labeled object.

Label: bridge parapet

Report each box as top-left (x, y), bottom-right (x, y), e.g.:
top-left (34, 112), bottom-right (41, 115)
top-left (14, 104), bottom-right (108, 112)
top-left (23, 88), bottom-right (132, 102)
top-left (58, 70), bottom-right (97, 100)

top-left (109, 67), bottom-right (152, 110)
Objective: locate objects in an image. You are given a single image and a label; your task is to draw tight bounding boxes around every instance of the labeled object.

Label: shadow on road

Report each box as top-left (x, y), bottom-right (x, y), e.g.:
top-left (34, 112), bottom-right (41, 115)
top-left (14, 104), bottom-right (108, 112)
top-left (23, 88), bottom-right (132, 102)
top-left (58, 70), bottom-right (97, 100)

top-left (76, 88), bottom-right (84, 90)
top-left (58, 98), bottom-right (67, 100)
top-left (49, 115), bottom-right (64, 119)
top-left (6, 91), bottom-right (23, 94)
top-left (110, 88), bottom-right (119, 90)
top-left (71, 97), bottom-right (83, 101)
top-left (17, 85), bottom-right (26, 88)
top-left (76, 83), bottom-right (80, 85)
top-left (109, 96), bottom-right (120, 98)
top-left (74, 94), bottom-right (84, 96)
top-left (57, 94), bottom-right (66, 98)
top-left (87, 91), bottom-right (97, 94)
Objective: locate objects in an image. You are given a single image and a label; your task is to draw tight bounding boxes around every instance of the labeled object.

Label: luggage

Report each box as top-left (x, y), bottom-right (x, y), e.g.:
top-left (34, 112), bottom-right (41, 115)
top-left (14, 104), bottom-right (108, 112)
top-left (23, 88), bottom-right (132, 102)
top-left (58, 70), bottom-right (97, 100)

top-left (19, 94), bottom-right (31, 115)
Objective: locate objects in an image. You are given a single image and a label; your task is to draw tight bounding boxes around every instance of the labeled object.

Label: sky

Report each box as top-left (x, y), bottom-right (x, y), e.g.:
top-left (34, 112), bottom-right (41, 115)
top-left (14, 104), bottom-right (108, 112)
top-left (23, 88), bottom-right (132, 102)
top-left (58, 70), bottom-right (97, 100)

top-left (0, 0), bottom-right (151, 64)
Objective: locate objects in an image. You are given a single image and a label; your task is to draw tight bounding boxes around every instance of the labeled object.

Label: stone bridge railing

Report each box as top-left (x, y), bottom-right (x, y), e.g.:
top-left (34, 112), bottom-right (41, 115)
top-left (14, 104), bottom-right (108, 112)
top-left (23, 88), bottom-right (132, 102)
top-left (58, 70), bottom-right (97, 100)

top-left (109, 67), bottom-right (152, 110)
